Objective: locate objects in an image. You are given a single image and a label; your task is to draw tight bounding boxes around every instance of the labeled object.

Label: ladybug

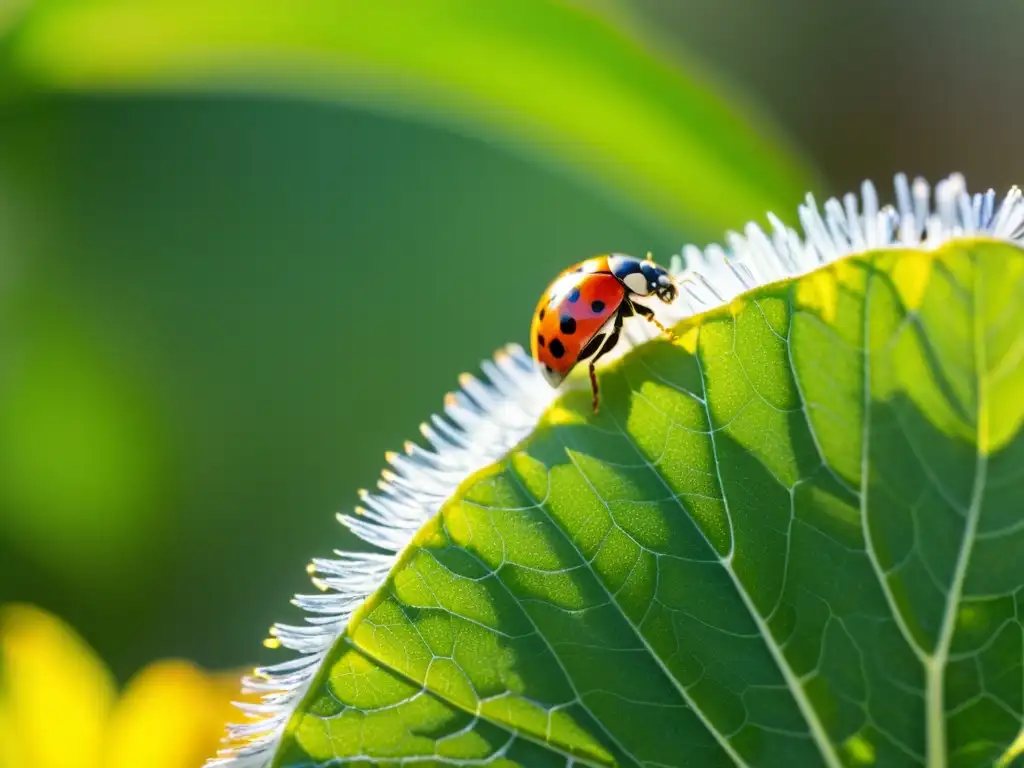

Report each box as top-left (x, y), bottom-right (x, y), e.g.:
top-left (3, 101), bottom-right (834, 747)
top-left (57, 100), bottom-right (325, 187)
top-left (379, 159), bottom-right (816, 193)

top-left (530, 253), bottom-right (678, 413)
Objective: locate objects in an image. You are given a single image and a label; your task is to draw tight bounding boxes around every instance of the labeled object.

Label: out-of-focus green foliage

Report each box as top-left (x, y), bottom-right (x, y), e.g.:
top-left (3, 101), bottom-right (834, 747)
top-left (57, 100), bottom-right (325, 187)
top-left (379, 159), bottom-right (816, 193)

top-left (0, 0), bottom-right (811, 236)
top-left (283, 241), bottom-right (1024, 767)
top-left (0, 284), bottom-right (168, 587)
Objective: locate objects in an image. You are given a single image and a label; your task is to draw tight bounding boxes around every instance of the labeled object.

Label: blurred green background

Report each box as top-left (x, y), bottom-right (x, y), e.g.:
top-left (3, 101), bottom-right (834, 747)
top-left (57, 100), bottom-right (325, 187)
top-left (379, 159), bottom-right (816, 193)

top-left (0, 0), bottom-right (1021, 686)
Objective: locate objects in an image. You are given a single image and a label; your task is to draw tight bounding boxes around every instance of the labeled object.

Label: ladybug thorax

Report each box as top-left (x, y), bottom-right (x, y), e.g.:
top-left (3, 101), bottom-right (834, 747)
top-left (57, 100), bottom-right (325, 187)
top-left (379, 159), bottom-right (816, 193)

top-left (606, 253), bottom-right (676, 301)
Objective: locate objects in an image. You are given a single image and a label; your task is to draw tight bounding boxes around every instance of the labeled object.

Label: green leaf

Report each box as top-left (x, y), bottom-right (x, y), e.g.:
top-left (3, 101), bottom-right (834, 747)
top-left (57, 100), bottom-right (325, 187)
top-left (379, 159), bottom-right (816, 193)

top-left (283, 239), bottom-right (1024, 767)
top-left (0, 0), bottom-right (811, 237)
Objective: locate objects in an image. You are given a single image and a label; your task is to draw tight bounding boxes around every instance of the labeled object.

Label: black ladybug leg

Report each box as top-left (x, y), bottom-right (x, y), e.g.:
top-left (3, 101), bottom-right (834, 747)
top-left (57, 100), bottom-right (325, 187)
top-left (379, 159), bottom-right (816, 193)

top-left (587, 314), bottom-right (624, 414)
top-left (631, 300), bottom-right (677, 341)
top-left (577, 332), bottom-right (606, 363)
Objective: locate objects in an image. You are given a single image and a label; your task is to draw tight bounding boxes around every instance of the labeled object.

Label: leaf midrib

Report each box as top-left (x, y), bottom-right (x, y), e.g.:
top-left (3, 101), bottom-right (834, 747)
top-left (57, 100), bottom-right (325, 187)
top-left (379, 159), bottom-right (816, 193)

top-left (852, 261), bottom-right (936, 764)
top-left (923, 254), bottom-right (990, 768)
top-left (857, 264), bottom-right (933, 661)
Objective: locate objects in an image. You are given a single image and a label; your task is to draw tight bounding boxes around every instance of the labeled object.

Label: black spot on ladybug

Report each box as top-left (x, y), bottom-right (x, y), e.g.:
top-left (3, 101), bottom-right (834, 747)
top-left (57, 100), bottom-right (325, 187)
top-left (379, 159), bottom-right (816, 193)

top-left (537, 334), bottom-right (545, 348)
top-left (567, 287), bottom-right (581, 303)
top-left (539, 308), bottom-right (546, 321)
top-left (559, 315), bottom-right (576, 335)
top-left (549, 338), bottom-right (565, 359)
top-left (591, 300), bottom-right (605, 313)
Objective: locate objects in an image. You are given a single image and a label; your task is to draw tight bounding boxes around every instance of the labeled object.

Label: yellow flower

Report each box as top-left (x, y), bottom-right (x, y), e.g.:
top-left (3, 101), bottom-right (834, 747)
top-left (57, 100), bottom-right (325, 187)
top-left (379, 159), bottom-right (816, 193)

top-left (0, 604), bottom-right (245, 768)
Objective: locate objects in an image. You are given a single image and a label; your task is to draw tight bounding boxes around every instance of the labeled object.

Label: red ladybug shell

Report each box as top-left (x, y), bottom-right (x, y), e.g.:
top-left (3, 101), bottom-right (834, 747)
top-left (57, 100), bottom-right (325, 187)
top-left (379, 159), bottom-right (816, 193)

top-left (530, 256), bottom-right (625, 386)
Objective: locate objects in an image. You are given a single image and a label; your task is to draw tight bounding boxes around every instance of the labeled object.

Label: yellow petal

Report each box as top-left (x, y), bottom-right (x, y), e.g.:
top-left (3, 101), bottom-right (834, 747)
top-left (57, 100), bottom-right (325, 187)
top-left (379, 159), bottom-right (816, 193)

top-left (0, 695), bottom-right (29, 768)
top-left (0, 604), bottom-right (116, 768)
top-left (104, 660), bottom-right (249, 768)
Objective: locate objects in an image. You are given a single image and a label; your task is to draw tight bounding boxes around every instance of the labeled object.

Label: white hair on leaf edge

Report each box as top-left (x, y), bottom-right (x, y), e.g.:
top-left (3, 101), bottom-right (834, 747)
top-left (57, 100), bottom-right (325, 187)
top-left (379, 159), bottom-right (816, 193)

top-left (668, 171), bottom-right (1023, 319)
top-left (208, 173), bottom-right (1024, 766)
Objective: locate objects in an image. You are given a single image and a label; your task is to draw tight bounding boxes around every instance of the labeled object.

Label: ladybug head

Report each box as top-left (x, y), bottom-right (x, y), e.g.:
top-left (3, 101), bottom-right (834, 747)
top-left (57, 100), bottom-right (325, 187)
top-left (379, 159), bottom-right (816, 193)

top-left (655, 277), bottom-right (677, 304)
top-left (640, 261), bottom-right (678, 304)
